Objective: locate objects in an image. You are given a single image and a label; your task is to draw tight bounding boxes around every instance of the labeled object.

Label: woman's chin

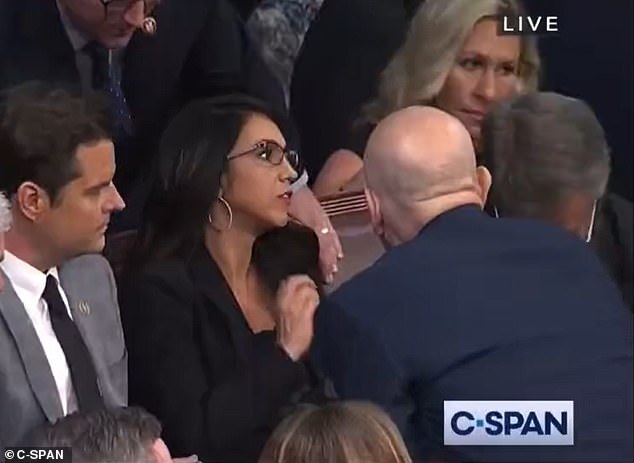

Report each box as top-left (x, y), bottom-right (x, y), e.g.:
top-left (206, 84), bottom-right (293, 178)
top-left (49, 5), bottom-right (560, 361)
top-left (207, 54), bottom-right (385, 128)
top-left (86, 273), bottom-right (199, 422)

top-left (258, 212), bottom-right (289, 231)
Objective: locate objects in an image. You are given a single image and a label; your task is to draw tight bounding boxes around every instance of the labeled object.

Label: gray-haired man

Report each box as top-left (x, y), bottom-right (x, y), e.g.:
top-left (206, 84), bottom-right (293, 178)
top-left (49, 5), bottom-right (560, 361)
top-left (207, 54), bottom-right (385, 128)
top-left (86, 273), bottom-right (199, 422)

top-left (480, 91), bottom-right (633, 309)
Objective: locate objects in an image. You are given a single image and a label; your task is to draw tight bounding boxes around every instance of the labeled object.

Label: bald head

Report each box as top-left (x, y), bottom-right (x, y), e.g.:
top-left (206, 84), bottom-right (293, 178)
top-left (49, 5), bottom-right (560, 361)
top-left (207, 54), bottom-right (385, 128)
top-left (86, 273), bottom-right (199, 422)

top-left (364, 106), bottom-right (478, 203)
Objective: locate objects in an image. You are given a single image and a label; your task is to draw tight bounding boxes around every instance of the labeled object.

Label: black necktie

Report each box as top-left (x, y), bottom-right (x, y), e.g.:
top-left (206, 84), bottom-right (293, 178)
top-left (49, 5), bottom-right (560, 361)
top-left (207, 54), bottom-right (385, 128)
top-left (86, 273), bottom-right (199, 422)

top-left (42, 275), bottom-right (103, 412)
top-left (86, 42), bottom-right (133, 136)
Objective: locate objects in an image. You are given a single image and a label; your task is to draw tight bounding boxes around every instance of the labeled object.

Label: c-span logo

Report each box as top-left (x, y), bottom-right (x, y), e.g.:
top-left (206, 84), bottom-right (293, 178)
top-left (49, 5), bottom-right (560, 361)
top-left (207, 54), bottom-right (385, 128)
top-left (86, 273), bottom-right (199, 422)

top-left (444, 401), bottom-right (574, 446)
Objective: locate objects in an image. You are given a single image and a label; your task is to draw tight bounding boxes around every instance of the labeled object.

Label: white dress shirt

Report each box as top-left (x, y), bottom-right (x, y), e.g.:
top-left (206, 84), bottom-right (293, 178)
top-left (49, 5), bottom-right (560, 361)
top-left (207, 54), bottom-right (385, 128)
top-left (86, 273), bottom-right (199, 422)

top-left (0, 251), bottom-right (78, 415)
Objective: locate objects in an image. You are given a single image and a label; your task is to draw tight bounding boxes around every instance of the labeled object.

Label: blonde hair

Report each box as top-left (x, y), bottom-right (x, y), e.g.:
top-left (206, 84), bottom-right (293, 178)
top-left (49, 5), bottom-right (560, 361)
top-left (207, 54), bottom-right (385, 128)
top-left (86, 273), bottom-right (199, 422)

top-left (364, 0), bottom-right (541, 124)
top-left (259, 402), bottom-right (413, 463)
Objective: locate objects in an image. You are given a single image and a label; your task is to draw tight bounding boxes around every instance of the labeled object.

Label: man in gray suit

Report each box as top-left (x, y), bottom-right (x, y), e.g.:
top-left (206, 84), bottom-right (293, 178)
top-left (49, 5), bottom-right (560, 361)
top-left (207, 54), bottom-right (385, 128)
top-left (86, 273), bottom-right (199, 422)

top-left (0, 82), bottom-right (127, 448)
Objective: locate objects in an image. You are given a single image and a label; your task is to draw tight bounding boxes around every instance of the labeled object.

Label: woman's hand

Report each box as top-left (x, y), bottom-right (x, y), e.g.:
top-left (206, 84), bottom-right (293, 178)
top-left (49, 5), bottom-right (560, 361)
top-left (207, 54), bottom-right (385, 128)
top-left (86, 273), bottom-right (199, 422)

top-left (288, 186), bottom-right (343, 283)
top-left (274, 275), bottom-right (320, 360)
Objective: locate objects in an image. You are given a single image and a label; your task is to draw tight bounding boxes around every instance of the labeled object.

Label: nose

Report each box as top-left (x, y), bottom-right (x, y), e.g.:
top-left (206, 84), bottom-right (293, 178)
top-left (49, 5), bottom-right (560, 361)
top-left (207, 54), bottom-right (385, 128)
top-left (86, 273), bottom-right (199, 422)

top-left (473, 68), bottom-right (497, 102)
top-left (280, 156), bottom-right (298, 184)
top-left (123, 0), bottom-right (146, 28)
top-left (107, 185), bottom-right (127, 212)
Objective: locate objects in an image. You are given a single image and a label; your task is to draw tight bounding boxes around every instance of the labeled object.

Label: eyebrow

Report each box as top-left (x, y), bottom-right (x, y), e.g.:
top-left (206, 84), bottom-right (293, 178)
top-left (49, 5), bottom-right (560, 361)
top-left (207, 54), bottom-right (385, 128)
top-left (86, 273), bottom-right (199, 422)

top-left (459, 51), bottom-right (518, 65)
top-left (84, 181), bottom-right (112, 193)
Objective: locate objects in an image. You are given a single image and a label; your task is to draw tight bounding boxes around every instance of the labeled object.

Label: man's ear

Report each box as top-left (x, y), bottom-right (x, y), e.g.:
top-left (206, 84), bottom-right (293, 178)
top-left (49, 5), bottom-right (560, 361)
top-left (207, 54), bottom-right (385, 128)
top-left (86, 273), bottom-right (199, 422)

top-left (475, 166), bottom-right (492, 206)
top-left (15, 182), bottom-right (51, 222)
top-left (364, 187), bottom-right (384, 237)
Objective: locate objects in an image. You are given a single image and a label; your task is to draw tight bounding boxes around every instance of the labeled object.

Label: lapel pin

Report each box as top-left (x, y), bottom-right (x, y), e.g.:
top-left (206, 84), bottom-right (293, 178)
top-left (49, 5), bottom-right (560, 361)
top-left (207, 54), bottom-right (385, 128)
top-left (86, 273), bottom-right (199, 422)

top-left (78, 301), bottom-right (91, 315)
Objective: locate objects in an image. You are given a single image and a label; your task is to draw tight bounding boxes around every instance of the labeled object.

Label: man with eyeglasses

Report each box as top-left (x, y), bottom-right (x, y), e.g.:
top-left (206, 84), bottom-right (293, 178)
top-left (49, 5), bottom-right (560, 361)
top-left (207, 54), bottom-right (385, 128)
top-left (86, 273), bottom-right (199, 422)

top-left (0, 0), bottom-right (343, 281)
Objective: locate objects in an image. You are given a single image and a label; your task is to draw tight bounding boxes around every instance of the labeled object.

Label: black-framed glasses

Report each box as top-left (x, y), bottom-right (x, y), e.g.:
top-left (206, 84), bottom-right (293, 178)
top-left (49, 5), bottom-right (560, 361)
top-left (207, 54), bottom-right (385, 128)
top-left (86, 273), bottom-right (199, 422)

top-left (227, 140), bottom-right (300, 171)
top-left (98, 0), bottom-right (157, 20)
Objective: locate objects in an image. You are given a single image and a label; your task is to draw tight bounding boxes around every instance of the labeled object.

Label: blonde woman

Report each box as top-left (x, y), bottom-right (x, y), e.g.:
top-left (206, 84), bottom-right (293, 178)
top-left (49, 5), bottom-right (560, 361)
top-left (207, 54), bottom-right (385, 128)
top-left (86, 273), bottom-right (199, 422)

top-left (259, 401), bottom-right (412, 463)
top-left (313, 0), bottom-right (540, 197)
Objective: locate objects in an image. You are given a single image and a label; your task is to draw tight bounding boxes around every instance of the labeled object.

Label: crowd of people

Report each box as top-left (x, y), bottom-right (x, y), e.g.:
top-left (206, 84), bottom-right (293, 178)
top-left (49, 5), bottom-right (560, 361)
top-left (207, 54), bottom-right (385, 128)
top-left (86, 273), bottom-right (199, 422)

top-left (0, 0), bottom-right (632, 462)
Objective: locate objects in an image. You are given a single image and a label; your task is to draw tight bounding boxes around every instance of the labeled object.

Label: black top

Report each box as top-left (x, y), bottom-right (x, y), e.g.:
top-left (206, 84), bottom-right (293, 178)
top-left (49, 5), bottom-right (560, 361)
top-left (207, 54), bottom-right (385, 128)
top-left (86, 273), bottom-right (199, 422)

top-left (345, 121), bottom-right (376, 157)
top-left (119, 247), bottom-right (320, 462)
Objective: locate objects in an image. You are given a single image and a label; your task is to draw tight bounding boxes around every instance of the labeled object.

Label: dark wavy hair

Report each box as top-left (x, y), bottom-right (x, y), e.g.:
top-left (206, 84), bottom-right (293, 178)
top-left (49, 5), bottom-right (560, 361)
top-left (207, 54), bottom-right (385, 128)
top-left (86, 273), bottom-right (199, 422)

top-left (252, 221), bottom-right (325, 295)
top-left (131, 94), bottom-right (285, 267)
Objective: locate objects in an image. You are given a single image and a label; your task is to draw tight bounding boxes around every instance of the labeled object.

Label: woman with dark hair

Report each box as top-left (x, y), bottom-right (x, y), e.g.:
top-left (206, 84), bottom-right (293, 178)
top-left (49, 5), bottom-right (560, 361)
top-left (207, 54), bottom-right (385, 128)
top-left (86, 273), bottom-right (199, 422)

top-left (119, 94), bottom-right (324, 462)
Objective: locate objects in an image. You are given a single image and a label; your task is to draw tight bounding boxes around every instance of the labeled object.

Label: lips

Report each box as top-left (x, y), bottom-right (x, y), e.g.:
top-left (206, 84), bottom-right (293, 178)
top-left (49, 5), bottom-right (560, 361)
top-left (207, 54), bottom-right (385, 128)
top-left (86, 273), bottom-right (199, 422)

top-left (461, 109), bottom-right (486, 121)
top-left (278, 191), bottom-right (292, 200)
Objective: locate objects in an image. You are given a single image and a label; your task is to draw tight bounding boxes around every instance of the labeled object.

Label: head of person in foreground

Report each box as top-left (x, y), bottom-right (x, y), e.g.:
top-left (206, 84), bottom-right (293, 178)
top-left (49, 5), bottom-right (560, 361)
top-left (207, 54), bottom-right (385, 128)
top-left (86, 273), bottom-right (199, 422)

top-left (259, 401), bottom-right (412, 463)
top-left (31, 406), bottom-right (172, 463)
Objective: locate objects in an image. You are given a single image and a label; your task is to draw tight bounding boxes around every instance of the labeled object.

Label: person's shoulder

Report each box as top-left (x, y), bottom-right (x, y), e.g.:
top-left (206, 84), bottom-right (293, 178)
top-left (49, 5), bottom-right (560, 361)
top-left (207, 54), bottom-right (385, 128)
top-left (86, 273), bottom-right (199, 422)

top-left (62, 253), bottom-right (114, 279)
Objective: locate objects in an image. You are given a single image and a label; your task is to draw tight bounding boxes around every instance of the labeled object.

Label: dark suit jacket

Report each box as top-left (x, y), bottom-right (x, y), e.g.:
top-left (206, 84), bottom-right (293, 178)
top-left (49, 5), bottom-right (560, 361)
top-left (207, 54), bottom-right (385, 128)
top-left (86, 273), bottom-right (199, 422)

top-left (0, 0), bottom-right (287, 208)
top-left (312, 205), bottom-right (633, 463)
top-left (119, 247), bottom-right (312, 463)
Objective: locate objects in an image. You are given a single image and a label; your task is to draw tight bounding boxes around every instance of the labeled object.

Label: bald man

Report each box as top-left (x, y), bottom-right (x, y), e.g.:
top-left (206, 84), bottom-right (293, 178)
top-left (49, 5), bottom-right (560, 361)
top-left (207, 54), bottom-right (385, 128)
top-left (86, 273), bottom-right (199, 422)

top-left (311, 107), bottom-right (633, 463)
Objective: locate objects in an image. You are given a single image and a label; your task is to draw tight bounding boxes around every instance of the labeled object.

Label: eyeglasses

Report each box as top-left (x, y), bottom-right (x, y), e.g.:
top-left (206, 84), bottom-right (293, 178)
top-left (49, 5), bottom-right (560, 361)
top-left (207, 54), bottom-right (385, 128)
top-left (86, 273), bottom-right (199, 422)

top-left (98, 0), bottom-right (157, 20)
top-left (227, 140), bottom-right (300, 171)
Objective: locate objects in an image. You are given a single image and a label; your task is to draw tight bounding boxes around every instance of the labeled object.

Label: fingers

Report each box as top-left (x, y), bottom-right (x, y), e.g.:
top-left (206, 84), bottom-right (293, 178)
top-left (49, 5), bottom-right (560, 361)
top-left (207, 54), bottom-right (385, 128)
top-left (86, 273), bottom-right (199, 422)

top-left (277, 275), bottom-right (319, 310)
top-left (318, 230), bottom-right (342, 284)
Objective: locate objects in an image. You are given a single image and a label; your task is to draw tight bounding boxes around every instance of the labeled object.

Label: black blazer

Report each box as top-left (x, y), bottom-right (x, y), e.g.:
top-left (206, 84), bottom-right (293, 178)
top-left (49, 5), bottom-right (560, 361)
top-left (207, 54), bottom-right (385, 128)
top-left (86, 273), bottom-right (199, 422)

top-left (0, 0), bottom-right (287, 197)
top-left (119, 248), bottom-right (312, 462)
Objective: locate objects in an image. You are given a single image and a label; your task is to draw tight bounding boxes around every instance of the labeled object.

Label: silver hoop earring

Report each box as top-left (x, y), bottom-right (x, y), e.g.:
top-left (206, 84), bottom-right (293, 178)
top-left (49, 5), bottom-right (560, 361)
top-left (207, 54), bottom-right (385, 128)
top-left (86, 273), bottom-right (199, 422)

top-left (208, 196), bottom-right (233, 231)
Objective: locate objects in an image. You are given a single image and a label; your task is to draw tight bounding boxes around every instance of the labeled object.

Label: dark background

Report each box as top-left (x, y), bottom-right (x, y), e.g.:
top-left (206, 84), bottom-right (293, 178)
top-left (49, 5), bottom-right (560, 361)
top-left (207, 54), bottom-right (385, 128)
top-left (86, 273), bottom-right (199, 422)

top-left (525, 0), bottom-right (633, 199)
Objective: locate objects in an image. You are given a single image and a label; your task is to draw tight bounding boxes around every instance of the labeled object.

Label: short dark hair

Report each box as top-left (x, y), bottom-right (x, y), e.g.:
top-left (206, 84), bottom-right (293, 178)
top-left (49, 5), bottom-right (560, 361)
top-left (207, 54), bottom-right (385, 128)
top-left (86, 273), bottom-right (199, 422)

top-left (0, 81), bottom-right (112, 203)
top-left (133, 93), bottom-right (285, 266)
top-left (31, 407), bottom-right (161, 463)
top-left (480, 91), bottom-right (611, 218)
top-left (252, 221), bottom-right (325, 295)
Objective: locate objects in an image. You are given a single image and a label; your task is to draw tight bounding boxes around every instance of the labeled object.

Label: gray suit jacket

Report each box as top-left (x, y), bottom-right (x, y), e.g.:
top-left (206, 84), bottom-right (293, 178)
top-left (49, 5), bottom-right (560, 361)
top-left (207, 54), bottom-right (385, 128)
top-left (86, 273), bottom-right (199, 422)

top-left (0, 254), bottom-right (127, 448)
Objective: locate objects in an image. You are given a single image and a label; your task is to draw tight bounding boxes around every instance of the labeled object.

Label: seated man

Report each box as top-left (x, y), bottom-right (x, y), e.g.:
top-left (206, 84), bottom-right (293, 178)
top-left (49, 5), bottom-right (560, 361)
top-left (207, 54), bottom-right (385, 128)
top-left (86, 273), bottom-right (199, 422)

top-left (311, 106), bottom-right (633, 462)
top-left (480, 91), bottom-right (633, 308)
top-left (0, 82), bottom-right (127, 447)
top-left (31, 407), bottom-right (178, 463)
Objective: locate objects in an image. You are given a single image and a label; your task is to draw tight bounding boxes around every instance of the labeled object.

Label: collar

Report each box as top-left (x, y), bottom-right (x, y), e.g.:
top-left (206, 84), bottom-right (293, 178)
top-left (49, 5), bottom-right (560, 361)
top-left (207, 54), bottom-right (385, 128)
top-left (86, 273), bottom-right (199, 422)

top-left (0, 250), bottom-right (61, 299)
top-left (417, 203), bottom-right (485, 238)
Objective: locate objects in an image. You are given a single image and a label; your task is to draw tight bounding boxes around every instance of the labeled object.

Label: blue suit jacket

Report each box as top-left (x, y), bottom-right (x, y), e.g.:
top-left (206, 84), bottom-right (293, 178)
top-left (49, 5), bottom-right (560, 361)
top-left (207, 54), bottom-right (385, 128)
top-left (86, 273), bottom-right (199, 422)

top-left (312, 205), bottom-right (633, 462)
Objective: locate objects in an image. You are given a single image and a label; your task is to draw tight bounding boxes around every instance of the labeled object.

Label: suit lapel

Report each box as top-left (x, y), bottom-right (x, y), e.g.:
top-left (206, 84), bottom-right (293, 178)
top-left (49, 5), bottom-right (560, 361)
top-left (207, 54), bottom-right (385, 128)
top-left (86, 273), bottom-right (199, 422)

top-left (0, 269), bottom-right (63, 422)
top-left (56, 264), bottom-right (102, 373)
top-left (187, 248), bottom-right (252, 361)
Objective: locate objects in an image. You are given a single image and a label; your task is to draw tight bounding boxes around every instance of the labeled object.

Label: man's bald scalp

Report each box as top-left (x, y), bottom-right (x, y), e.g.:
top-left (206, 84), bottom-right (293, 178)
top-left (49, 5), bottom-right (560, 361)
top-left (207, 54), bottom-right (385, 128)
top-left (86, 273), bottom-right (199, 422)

top-left (364, 106), bottom-right (477, 203)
